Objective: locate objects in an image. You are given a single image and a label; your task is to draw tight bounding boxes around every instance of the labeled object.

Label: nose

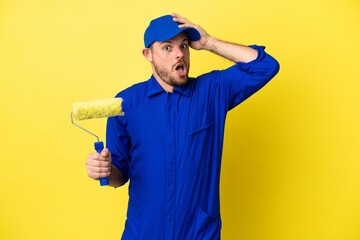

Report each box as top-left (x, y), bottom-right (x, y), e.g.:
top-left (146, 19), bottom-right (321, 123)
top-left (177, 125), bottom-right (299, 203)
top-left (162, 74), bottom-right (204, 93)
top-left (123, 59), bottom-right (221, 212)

top-left (175, 46), bottom-right (184, 59)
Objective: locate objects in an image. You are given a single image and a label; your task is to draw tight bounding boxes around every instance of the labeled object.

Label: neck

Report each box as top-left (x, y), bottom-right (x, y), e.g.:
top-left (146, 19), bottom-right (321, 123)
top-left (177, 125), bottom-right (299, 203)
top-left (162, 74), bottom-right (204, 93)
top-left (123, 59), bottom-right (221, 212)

top-left (152, 69), bottom-right (175, 93)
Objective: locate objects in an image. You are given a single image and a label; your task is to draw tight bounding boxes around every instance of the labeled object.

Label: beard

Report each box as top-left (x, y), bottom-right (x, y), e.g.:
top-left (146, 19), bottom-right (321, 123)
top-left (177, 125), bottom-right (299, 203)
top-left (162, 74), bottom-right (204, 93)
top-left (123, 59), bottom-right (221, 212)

top-left (153, 60), bottom-right (189, 87)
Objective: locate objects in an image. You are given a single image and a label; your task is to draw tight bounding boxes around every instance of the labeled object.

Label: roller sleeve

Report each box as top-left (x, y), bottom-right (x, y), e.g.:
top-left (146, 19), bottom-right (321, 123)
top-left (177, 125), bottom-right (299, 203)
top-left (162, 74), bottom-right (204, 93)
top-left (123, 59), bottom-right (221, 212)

top-left (72, 98), bottom-right (124, 120)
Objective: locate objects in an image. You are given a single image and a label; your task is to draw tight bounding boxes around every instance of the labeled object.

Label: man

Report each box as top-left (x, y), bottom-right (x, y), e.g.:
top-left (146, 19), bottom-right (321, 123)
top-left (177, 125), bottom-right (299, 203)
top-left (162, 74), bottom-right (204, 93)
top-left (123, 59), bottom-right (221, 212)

top-left (85, 13), bottom-right (279, 240)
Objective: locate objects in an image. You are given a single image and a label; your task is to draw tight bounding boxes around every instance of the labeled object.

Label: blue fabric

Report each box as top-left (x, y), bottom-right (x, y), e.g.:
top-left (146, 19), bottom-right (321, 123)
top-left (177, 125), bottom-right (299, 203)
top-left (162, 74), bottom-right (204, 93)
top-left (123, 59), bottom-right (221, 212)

top-left (106, 45), bottom-right (280, 240)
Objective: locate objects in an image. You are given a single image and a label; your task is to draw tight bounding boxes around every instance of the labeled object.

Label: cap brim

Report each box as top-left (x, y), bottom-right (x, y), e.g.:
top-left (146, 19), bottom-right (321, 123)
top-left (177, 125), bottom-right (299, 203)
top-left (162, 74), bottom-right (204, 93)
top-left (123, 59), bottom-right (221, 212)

top-left (183, 27), bottom-right (201, 41)
top-left (147, 27), bottom-right (201, 48)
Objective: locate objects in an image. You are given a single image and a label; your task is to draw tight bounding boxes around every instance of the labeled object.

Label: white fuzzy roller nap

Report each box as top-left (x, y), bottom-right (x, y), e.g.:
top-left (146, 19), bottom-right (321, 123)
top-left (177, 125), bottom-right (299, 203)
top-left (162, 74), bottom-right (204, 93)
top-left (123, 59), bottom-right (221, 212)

top-left (72, 98), bottom-right (124, 120)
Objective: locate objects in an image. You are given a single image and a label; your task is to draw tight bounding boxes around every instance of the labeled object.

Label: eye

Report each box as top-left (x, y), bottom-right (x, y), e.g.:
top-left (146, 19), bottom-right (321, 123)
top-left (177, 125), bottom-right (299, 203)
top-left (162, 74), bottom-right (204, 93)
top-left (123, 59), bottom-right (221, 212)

top-left (181, 44), bottom-right (188, 49)
top-left (163, 45), bottom-right (171, 51)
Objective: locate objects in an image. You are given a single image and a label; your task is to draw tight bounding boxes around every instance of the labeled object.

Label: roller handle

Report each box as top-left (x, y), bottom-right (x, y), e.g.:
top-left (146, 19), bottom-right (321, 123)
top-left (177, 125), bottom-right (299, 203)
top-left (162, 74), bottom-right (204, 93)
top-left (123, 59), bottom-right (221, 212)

top-left (94, 141), bottom-right (110, 186)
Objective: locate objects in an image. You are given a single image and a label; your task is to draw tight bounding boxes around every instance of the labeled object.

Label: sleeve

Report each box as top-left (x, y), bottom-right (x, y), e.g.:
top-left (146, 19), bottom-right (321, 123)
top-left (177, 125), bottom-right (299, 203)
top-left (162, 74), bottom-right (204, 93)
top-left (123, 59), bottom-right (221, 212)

top-left (106, 108), bottom-right (130, 187)
top-left (215, 45), bottom-right (280, 111)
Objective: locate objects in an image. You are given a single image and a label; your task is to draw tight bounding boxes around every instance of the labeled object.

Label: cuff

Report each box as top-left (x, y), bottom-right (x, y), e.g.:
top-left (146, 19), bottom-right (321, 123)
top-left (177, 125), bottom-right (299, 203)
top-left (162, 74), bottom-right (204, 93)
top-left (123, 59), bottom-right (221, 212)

top-left (236, 45), bottom-right (266, 73)
top-left (112, 161), bottom-right (129, 187)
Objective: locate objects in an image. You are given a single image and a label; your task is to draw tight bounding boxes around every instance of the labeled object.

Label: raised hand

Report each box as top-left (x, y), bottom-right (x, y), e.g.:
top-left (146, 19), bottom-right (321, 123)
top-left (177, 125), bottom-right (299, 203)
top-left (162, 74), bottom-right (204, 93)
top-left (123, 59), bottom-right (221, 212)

top-left (171, 13), bottom-right (212, 51)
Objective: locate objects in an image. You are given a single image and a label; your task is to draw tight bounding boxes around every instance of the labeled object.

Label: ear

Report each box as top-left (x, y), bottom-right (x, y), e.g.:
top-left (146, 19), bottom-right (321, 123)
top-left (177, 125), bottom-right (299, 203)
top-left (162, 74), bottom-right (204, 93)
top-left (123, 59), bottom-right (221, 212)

top-left (142, 48), bottom-right (153, 62)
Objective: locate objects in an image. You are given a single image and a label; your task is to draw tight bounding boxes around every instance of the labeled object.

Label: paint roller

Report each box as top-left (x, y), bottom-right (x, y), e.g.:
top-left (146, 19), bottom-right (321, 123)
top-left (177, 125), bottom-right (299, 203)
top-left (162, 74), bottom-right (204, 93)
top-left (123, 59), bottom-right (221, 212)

top-left (70, 98), bottom-right (124, 186)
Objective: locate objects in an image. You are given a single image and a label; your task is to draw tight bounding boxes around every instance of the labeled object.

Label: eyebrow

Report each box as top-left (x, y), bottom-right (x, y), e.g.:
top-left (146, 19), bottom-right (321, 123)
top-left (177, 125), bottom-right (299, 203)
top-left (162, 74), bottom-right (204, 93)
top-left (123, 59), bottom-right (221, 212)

top-left (160, 38), bottom-right (189, 45)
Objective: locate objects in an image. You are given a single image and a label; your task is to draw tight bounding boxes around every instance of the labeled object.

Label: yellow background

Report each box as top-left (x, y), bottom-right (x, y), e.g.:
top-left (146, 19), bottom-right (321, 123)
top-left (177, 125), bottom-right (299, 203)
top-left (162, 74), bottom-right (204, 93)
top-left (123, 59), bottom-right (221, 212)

top-left (1, 0), bottom-right (359, 239)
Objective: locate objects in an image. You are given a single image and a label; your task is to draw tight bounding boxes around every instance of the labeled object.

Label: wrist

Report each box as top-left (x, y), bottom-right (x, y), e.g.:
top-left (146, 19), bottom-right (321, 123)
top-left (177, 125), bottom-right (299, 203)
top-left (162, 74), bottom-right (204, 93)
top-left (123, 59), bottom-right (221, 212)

top-left (108, 164), bottom-right (124, 187)
top-left (203, 36), bottom-right (217, 52)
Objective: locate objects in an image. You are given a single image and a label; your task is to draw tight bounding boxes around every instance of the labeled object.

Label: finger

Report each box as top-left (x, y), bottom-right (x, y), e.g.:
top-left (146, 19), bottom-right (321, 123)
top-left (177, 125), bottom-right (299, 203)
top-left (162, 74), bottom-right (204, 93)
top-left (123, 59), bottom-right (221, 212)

top-left (88, 166), bottom-right (110, 173)
top-left (171, 13), bottom-right (181, 18)
top-left (172, 13), bottom-right (188, 21)
top-left (86, 163), bottom-right (111, 175)
top-left (177, 23), bottom-right (194, 29)
top-left (88, 171), bottom-right (110, 180)
top-left (172, 17), bottom-right (185, 24)
top-left (101, 149), bottom-right (111, 166)
top-left (101, 148), bottom-right (110, 157)
top-left (171, 13), bottom-right (189, 23)
top-left (88, 152), bottom-right (106, 161)
top-left (173, 17), bottom-right (191, 25)
top-left (86, 159), bottom-right (110, 167)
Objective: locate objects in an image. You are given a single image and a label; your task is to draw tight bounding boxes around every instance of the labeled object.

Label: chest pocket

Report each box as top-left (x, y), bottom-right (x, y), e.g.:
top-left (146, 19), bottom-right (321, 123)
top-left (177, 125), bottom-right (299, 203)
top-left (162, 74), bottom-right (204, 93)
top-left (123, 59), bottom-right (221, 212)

top-left (187, 114), bottom-right (214, 136)
top-left (187, 113), bottom-right (215, 174)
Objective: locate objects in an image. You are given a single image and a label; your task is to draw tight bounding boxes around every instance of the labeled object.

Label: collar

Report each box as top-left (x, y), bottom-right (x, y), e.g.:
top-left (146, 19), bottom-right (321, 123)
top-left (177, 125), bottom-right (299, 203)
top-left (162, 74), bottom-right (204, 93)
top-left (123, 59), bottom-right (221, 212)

top-left (146, 75), bottom-right (192, 97)
top-left (146, 75), bottom-right (165, 97)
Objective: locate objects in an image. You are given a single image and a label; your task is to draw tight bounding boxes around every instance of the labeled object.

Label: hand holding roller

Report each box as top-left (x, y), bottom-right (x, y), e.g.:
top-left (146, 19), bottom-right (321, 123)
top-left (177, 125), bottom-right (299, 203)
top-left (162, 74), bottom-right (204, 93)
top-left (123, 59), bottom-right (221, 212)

top-left (70, 98), bottom-right (124, 186)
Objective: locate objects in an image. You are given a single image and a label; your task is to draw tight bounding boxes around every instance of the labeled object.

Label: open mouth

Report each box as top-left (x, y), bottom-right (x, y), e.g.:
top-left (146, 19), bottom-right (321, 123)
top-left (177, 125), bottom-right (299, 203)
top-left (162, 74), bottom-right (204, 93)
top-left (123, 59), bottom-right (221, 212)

top-left (176, 64), bottom-right (184, 71)
top-left (175, 63), bottom-right (187, 76)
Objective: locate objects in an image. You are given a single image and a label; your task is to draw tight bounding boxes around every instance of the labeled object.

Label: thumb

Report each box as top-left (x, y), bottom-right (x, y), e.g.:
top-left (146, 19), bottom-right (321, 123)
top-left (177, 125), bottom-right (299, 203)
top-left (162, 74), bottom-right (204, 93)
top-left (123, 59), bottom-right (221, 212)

top-left (101, 148), bottom-right (110, 157)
